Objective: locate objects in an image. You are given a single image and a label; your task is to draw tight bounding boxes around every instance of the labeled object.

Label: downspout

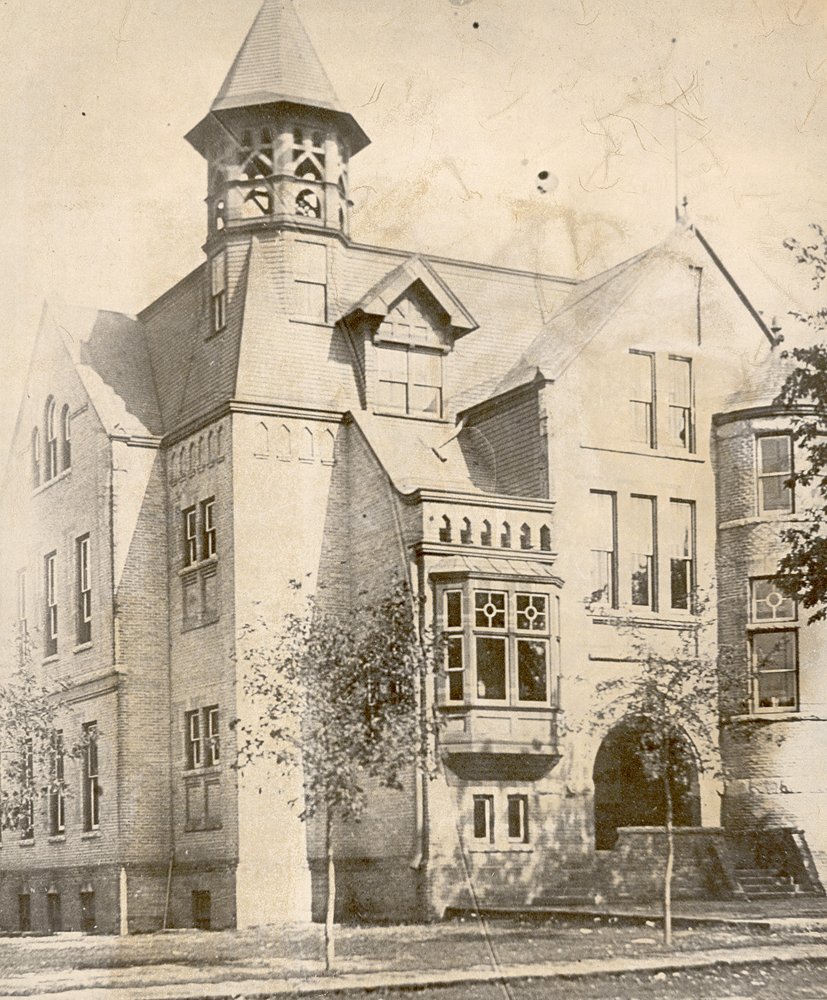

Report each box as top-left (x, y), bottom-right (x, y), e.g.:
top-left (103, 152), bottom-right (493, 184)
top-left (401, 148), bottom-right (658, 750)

top-left (387, 487), bottom-right (427, 872)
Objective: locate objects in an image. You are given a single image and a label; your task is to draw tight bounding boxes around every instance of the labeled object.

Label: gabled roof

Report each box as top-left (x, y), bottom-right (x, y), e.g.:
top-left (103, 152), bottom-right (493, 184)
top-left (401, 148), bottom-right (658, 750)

top-left (340, 255), bottom-right (478, 337)
top-left (486, 224), bottom-right (777, 405)
top-left (186, 0), bottom-right (369, 156)
top-left (46, 302), bottom-right (163, 438)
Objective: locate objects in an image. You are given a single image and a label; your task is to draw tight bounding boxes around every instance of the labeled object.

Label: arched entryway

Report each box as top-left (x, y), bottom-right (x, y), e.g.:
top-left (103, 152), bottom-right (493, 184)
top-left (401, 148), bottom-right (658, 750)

top-left (593, 719), bottom-right (701, 850)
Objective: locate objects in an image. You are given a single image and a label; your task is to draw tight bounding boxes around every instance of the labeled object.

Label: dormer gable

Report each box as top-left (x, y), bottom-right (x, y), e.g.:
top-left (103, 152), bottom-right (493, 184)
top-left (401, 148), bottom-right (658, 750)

top-left (343, 256), bottom-right (478, 340)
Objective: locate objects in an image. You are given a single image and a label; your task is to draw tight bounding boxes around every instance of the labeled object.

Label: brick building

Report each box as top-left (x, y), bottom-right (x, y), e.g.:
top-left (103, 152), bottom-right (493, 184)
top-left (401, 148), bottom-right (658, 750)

top-left (1, 0), bottom-right (824, 933)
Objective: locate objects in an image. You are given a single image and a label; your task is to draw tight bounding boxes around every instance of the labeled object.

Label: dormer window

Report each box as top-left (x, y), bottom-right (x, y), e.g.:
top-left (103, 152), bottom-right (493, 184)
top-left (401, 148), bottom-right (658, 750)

top-left (376, 344), bottom-right (442, 417)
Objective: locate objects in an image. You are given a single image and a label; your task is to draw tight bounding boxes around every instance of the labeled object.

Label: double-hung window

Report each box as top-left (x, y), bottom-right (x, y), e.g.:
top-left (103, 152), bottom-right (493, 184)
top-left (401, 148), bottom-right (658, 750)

top-left (293, 240), bottom-right (327, 322)
top-left (629, 351), bottom-right (655, 447)
top-left (667, 357), bottom-right (693, 449)
top-left (183, 507), bottom-right (198, 566)
top-left (45, 398), bottom-right (58, 480)
top-left (76, 534), bottom-right (92, 645)
top-left (749, 579), bottom-right (798, 711)
top-left (201, 499), bottom-right (216, 559)
top-left (590, 491), bottom-right (618, 607)
top-left (82, 722), bottom-right (100, 831)
top-left (20, 739), bottom-right (34, 840)
top-left (668, 500), bottom-right (695, 611)
top-left (186, 706), bottom-right (220, 769)
top-left (50, 731), bottom-right (65, 836)
top-left (629, 496), bottom-right (657, 609)
top-left (44, 551), bottom-right (58, 657)
top-left (757, 435), bottom-right (794, 514)
top-left (444, 591), bottom-right (464, 702)
top-left (181, 499), bottom-right (219, 629)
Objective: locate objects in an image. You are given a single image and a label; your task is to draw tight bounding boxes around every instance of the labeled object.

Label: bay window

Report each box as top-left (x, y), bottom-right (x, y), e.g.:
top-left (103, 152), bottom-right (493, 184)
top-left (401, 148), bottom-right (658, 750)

top-left (439, 583), bottom-right (559, 707)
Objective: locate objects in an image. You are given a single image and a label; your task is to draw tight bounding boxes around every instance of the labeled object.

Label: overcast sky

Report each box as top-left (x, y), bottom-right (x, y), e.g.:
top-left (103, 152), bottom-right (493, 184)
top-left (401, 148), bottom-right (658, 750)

top-left (1, 0), bottom-right (824, 458)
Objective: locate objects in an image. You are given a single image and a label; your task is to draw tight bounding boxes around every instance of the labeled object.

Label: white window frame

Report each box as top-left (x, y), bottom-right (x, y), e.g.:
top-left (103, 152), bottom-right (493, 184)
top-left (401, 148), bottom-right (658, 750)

top-left (205, 706), bottom-right (220, 766)
top-left (82, 722), bottom-right (100, 832)
top-left (757, 434), bottom-right (794, 515)
top-left (629, 350), bottom-right (655, 448)
top-left (45, 551), bottom-right (58, 656)
top-left (507, 794), bottom-right (529, 844)
top-left (183, 507), bottom-right (197, 567)
top-left (50, 731), bottom-right (65, 836)
top-left (667, 356), bottom-right (693, 451)
top-left (668, 499), bottom-right (695, 612)
top-left (202, 498), bottom-right (216, 559)
top-left (77, 535), bottom-right (92, 644)
top-left (186, 709), bottom-right (202, 769)
top-left (443, 590), bottom-right (465, 703)
top-left (472, 793), bottom-right (494, 843)
top-left (629, 494), bottom-right (657, 611)
top-left (590, 490), bottom-right (618, 608)
top-left (376, 343), bottom-right (443, 418)
top-left (45, 398), bottom-right (58, 480)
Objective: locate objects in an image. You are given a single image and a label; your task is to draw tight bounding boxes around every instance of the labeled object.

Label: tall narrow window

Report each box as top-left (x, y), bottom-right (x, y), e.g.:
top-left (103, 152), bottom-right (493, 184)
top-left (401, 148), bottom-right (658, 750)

top-left (757, 435), bottom-right (794, 514)
top-left (45, 398), bottom-right (58, 480)
top-left (444, 590), bottom-right (464, 702)
top-left (472, 794), bottom-right (494, 842)
top-left (667, 357), bottom-right (693, 450)
top-left (515, 594), bottom-right (549, 703)
top-left (76, 535), bottom-right (92, 644)
top-left (629, 351), bottom-right (655, 447)
top-left (20, 739), bottom-right (34, 840)
top-left (293, 241), bottom-right (327, 321)
top-left (31, 428), bottom-right (40, 487)
top-left (507, 794), bottom-right (529, 843)
top-left (201, 499), bottom-right (216, 559)
top-left (474, 591), bottom-right (507, 700)
top-left (205, 706), bottom-right (220, 766)
top-left (185, 709), bottom-right (202, 769)
top-left (50, 731), bottom-right (65, 836)
top-left (669, 500), bottom-right (695, 611)
top-left (183, 507), bottom-right (197, 567)
top-left (82, 722), bottom-right (100, 831)
top-left (630, 495), bottom-right (657, 609)
top-left (590, 491), bottom-right (617, 607)
top-left (60, 405), bottom-right (72, 469)
top-left (749, 578), bottom-right (798, 712)
top-left (44, 551), bottom-right (58, 657)
top-left (210, 251), bottom-right (227, 333)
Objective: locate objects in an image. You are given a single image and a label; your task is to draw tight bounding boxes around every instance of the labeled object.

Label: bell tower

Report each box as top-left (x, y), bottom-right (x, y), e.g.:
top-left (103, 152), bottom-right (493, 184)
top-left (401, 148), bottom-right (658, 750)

top-left (185, 0), bottom-right (370, 249)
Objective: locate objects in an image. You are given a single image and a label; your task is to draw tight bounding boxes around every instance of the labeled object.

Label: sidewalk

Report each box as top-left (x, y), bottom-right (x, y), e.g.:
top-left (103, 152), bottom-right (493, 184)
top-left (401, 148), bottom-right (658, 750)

top-left (1, 940), bottom-right (826, 1000)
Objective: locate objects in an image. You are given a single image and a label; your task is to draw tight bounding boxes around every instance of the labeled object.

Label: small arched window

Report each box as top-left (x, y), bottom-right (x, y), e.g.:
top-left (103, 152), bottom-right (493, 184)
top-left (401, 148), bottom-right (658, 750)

top-left (439, 516), bottom-right (452, 543)
top-left (255, 422), bottom-right (269, 457)
top-left (207, 430), bottom-right (215, 464)
top-left (276, 424), bottom-right (291, 461)
top-left (320, 428), bottom-right (335, 465)
top-left (500, 522), bottom-right (511, 548)
top-left (540, 525), bottom-right (552, 552)
top-left (45, 398), bottom-right (57, 480)
top-left (480, 519), bottom-right (492, 547)
top-left (188, 442), bottom-right (195, 474)
top-left (520, 524), bottom-right (532, 550)
top-left (299, 426), bottom-right (314, 461)
top-left (60, 405), bottom-right (71, 470)
top-left (31, 428), bottom-right (41, 488)
top-left (217, 426), bottom-right (224, 456)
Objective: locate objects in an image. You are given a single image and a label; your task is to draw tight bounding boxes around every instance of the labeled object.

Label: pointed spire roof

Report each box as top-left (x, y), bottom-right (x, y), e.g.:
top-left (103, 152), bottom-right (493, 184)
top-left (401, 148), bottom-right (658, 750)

top-left (213, 0), bottom-right (340, 114)
top-left (187, 0), bottom-right (369, 155)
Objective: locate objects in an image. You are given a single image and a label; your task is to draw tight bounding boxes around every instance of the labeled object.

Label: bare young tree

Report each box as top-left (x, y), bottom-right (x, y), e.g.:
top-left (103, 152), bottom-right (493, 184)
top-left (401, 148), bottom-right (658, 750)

top-left (235, 579), bottom-right (436, 970)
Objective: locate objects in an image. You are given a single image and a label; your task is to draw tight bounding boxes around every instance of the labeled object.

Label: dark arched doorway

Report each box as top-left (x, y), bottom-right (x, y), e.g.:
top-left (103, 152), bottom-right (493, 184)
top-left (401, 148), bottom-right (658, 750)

top-left (593, 719), bottom-right (701, 850)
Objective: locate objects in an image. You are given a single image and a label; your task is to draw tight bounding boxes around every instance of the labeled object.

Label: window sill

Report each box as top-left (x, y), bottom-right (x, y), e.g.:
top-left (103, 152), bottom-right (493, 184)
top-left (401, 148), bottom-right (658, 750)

top-left (81, 830), bottom-right (101, 841)
top-left (467, 846), bottom-right (534, 854)
top-left (729, 711), bottom-right (817, 723)
top-left (184, 822), bottom-right (223, 834)
top-left (590, 611), bottom-right (699, 631)
top-left (182, 615), bottom-right (220, 633)
top-left (179, 555), bottom-right (218, 578)
top-left (42, 654), bottom-right (59, 665)
top-left (372, 408), bottom-right (449, 424)
top-left (33, 468), bottom-right (72, 496)
top-left (289, 316), bottom-right (329, 328)
top-left (19, 839), bottom-right (35, 848)
top-left (580, 443), bottom-right (703, 463)
top-left (48, 835), bottom-right (66, 844)
top-left (183, 764), bottom-right (222, 777)
top-left (73, 642), bottom-right (93, 655)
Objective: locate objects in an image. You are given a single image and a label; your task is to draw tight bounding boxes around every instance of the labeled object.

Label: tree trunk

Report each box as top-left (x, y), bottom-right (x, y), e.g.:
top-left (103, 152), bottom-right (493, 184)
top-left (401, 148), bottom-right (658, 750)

top-left (324, 809), bottom-right (336, 972)
top-left (662, 772), bottom-right (674, 948)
